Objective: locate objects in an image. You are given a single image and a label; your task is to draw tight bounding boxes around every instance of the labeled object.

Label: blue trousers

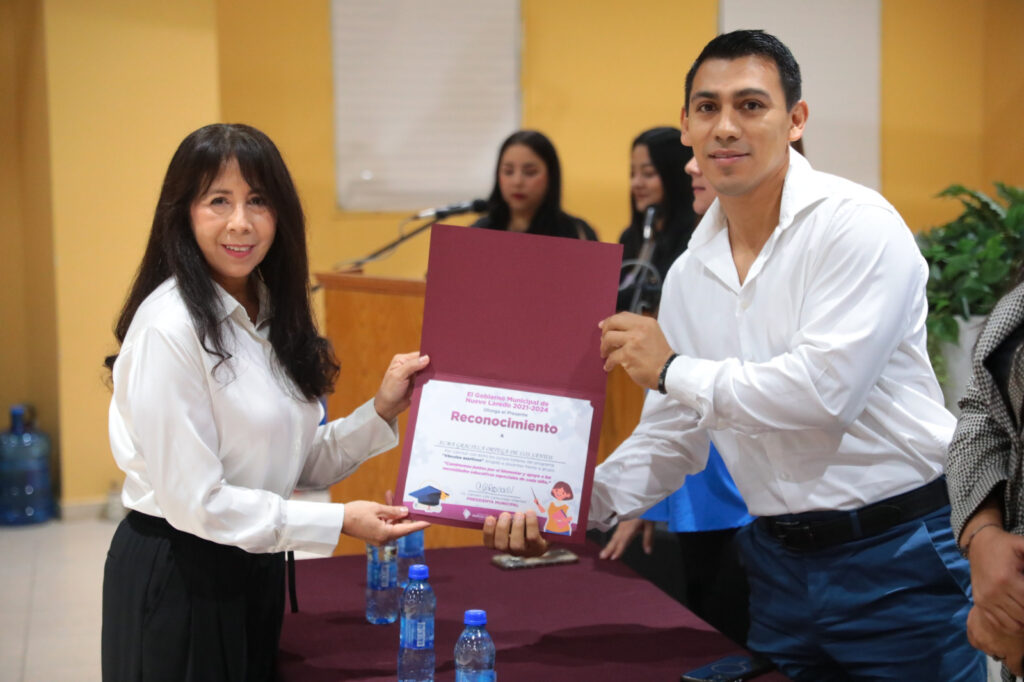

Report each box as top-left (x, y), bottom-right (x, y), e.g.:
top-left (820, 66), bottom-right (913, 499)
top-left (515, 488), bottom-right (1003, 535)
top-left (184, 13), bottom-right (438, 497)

top-left (736, 505), bottom-right (985, 681)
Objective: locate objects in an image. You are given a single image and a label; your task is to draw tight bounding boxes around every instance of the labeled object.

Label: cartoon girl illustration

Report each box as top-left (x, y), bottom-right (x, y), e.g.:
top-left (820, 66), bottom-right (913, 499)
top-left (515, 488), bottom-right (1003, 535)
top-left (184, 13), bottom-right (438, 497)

top-left (534, 481), bottom-right (574, 535)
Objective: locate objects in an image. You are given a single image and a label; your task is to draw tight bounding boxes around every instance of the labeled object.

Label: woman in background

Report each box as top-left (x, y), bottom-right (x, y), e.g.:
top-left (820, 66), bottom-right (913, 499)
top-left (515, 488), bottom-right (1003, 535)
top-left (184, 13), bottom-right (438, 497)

top-left (102, 123), bottom-right (428, 681)
top-left (616, 126), bottom-right (696, 313)
top-left (473, 129), bottom-right (597, 241)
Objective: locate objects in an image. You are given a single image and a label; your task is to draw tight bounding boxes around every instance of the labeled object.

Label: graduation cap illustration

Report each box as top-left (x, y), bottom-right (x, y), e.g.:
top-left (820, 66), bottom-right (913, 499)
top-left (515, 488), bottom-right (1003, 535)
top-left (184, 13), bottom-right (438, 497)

top-left (408, 485), bottom-right (449, 507)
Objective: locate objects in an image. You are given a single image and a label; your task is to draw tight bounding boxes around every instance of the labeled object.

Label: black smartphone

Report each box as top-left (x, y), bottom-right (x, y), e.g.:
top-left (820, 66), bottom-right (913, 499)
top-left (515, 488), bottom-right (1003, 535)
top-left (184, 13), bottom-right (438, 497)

top-left (680, 654), bottom-right (775, 682)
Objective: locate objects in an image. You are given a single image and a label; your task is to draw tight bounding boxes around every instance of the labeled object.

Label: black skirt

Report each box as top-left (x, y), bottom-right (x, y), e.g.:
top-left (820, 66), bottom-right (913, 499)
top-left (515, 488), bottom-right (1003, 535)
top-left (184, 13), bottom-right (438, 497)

top-left (102, 511), bottom-right (285, 681)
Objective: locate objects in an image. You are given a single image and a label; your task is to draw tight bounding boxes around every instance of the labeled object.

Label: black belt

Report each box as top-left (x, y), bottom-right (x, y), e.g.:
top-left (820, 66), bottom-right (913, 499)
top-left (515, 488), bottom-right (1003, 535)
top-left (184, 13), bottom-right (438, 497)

top-left (756, 476), bottom-right (949, 552)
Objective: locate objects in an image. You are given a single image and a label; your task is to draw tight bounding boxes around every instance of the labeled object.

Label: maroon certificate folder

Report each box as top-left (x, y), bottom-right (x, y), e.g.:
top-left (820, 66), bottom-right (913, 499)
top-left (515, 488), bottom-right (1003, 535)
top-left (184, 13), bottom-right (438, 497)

top-left (395, 224), bottom-right (623, 542)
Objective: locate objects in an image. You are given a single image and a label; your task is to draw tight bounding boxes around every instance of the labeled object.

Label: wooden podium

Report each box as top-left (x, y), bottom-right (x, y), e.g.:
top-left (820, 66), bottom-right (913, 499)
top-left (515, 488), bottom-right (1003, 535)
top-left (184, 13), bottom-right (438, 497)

top-left (316, 271), bottom-right (645, 556)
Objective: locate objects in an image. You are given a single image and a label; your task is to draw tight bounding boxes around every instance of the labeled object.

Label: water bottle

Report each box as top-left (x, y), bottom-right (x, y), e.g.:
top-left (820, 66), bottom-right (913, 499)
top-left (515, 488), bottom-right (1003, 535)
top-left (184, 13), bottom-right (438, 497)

top-left (0, 405), bottom-right (55, 525)
top-left (397, 528), bottom-right (425, 587)
top-left (365, 540), bottom-right (399, 624)
top-left (455, 609), bottom-right (496, 682)
top-left (398, 563), bottom-right (435, 681)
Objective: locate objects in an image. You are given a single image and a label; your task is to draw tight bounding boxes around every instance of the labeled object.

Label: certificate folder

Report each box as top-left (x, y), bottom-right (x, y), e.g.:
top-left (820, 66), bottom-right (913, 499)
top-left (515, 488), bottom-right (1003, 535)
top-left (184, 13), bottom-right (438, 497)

top-left (396, 224), bottom-right (623, 542)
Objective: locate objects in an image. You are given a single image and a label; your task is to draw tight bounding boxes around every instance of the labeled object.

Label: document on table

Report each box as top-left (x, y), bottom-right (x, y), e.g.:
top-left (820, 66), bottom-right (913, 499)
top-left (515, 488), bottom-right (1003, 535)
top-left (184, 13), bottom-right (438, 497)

top-left (395, 224), bottom-right (622, 542)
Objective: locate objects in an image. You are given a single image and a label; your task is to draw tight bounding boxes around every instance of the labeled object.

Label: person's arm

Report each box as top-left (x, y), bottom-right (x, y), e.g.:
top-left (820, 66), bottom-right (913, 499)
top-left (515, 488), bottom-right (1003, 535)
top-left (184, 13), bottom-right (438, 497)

top-left (299, 353), bottom-right (428, 488)
top-left (114, 327), bottom-right (422, 555)
top-left (602, 203), bottom-right (927, 435)
top-left (948, 363), bottom-right (1024, 633)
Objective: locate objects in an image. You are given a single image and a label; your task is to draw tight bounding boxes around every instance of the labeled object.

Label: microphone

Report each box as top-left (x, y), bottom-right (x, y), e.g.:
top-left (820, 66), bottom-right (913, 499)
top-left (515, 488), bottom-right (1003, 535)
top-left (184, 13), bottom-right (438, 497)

top-left (413, 198), bottom-right (488, 220)
top-left (641, 204), bottom-right (658, 241)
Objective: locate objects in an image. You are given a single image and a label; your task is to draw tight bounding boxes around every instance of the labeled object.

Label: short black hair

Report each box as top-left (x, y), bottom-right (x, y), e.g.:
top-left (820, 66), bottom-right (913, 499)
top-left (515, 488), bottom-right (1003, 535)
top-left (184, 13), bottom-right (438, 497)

top-left (684, 30), bottom-right (802, 111)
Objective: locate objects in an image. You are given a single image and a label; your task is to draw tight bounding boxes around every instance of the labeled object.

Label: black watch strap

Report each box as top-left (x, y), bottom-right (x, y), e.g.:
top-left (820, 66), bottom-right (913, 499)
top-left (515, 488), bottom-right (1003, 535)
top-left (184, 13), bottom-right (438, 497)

top-left (657, 353), bottom-right (678, 394)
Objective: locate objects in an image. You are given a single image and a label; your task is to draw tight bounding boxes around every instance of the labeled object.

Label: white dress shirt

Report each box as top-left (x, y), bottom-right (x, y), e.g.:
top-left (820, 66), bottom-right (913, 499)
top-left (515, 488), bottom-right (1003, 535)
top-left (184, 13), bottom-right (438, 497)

top-left (109, 278), bottom-right (398, 555)
top-left (591, 152), bottom-right (955, 527)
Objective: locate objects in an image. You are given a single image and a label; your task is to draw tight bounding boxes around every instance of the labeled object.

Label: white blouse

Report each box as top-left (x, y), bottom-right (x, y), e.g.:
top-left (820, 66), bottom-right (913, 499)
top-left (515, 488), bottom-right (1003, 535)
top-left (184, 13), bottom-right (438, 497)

top-left (109, 278), bottom-right (398, 555)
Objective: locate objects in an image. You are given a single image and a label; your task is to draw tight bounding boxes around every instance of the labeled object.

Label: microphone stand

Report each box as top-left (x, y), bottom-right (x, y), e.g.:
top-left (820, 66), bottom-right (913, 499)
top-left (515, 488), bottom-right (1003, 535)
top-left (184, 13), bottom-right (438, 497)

top-left (344, 217), bottom-right (439, 269)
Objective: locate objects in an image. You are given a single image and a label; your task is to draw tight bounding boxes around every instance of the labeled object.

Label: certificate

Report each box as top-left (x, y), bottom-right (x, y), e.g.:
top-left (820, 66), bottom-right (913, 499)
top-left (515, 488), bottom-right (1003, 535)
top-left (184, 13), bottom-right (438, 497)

top-left (395, 225), bottom-right (623, 542)
top-left (403, 379), bottom-right (593, 536)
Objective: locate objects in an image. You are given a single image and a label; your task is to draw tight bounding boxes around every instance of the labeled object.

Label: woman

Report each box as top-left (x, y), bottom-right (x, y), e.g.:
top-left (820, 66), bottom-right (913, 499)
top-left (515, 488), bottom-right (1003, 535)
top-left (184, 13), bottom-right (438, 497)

top-left (616, 126), bottom-right (696, 312)
top-left (101, 123), bottom-right (428, 681)
top-left (472, 129), bottom-right (597, 241)
top-left (948, 273), bottom-right (1024, 681)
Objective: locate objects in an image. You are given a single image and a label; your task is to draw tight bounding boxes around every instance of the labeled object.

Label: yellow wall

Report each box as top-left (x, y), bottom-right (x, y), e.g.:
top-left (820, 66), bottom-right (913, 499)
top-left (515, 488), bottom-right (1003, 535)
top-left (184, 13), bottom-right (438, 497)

top-left (42, 0), bottom-right (221, 503)
top-left (3, 1), bottom-right (1022, 505)
top-left (982, 0), bottom-right (1024, 190)
top-left (882, 0), bottom-right (1024, 232)
top-left (0, 0), bottom-right (58, 477)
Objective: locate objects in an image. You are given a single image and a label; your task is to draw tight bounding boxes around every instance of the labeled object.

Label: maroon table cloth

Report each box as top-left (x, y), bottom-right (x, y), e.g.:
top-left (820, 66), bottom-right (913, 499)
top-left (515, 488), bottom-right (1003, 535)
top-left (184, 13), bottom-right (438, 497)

top-left (278, 542), bottom-right (790, 681)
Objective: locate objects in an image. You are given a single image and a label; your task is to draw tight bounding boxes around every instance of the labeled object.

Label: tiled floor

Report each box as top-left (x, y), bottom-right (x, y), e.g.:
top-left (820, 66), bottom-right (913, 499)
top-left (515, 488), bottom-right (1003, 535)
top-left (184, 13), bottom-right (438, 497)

top-left (1, 518), bottom-right (116, 682)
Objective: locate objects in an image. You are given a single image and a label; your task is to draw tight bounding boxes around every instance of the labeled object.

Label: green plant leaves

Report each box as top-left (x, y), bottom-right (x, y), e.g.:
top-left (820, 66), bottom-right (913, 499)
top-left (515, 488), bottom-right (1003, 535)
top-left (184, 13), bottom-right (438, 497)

top-left (920, 182), bottom-right (1024, 383)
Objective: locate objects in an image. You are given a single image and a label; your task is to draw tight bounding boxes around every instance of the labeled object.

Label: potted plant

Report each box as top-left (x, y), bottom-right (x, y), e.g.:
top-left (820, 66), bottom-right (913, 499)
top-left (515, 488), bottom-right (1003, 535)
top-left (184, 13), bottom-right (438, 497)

top-left (917, 182), bottom-right (1024, 409)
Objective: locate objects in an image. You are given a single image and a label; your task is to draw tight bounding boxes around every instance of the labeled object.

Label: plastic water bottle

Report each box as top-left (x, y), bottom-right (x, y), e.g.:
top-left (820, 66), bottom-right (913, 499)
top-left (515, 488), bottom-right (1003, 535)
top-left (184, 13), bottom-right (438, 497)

top-left (365, 540), bottom-right (398, 624)
top-left (0, 405), bottom-right (54, 525)
top-left (455, 609), bottom-right (496, 682)
top-left (397, 529), bottom-right (425, 587)
top-left (398, 563), bottom-right (435, 681)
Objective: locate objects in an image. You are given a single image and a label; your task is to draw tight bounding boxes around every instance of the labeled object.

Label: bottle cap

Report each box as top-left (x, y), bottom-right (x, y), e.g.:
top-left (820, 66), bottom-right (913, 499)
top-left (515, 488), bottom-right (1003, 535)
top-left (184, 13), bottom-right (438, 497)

top-left (409, 564), bottom-right (429, 580)
top-left (463, 609), bottom-right (487, 626)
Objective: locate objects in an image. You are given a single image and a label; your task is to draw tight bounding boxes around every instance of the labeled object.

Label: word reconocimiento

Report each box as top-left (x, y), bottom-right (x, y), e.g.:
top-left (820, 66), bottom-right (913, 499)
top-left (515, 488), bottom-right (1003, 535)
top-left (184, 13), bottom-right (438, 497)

top-left (450, 410), bottom-right (559, 434)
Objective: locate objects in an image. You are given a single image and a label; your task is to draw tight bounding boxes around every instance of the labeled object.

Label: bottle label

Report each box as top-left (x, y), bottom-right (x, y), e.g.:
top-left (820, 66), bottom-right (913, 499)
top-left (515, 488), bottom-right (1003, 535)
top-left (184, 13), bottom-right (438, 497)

top-left (400, 617), bottom-right (434, 650)
top-left (456, 672), bottom-right (496, 682)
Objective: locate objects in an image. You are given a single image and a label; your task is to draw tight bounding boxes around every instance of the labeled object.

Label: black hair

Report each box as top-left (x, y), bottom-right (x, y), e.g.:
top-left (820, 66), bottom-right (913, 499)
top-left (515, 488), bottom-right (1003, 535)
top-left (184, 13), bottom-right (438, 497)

top-left (104, 123), bottom-right (338, 400)
top-left (684, 29), bottom-right (802, 112)
top-left (480, 130), bottom-right (589, 240)
top-left (617, 127), bottom-right (697, 311)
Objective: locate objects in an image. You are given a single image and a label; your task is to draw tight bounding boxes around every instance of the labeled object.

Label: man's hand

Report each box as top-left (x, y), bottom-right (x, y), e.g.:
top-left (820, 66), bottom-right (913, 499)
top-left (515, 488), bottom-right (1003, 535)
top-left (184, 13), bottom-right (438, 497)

top-left (373, 352), bottom-right (429, 422)
top-left (599, 518), bottom-right (655, 560)
top-left (599, 312), bottom-right (674, 390)
top-left (483, 511), bottom-right (549, 557)
top-left (341, 501), bottom-right (430, 545)
top-left (967, 606), bottom-right (1024, 677)
top-left (969, 527), bottom-right (1024, 633)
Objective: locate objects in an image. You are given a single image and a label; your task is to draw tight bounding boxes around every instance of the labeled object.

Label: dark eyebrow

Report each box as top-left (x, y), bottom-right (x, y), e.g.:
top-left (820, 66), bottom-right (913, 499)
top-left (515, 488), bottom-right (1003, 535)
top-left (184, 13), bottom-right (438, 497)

top-left (690, 90), bottom-right (719, 104)
top-left (734, 87), bottom-right (773, 100)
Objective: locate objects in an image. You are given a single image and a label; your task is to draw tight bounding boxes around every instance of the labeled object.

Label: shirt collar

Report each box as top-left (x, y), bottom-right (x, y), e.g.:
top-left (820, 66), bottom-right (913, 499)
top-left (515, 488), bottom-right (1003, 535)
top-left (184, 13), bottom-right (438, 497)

top-left (687, 149), bottom-right (830, 251)
top-left (211, 277), bottom-right (273, 329)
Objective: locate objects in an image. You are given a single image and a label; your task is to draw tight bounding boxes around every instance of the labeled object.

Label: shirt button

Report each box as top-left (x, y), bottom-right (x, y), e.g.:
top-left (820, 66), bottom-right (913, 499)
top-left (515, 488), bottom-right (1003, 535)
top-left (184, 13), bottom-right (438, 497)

top-left (779, 472), bottom-right (792, 482)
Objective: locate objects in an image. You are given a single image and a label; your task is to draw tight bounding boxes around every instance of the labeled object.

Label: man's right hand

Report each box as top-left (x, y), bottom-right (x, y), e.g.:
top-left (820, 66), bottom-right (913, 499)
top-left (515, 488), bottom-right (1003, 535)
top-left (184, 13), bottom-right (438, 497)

top-left (483, 511), bottom-right (549, 557)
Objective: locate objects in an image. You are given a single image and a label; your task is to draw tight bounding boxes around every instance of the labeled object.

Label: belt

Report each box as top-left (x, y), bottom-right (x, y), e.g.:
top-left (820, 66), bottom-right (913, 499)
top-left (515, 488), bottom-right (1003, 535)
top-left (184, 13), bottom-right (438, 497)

top-left (756, 477), bottom-right (949, 552)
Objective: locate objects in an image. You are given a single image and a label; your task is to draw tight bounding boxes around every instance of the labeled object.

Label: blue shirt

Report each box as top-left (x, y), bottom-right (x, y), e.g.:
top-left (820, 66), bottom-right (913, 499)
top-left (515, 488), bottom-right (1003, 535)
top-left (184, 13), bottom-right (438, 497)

top-left (641, 443), bottom-right (754, 532)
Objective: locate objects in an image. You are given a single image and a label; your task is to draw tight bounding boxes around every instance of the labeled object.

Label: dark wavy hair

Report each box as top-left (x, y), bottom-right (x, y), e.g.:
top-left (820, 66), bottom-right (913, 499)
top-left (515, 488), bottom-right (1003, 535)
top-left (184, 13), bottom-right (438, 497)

top-left (482, 130), bottom-right (581, 239)
top-left (104, 123), bottom-right (338, 400)
top-left (685, 29), bottom-right (803, 112)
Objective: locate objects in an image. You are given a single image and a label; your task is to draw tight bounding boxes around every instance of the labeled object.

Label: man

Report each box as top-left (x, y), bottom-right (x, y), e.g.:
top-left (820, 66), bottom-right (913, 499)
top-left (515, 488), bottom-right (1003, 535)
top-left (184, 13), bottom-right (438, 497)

top-left (485, 30), bottom-right (985, 681)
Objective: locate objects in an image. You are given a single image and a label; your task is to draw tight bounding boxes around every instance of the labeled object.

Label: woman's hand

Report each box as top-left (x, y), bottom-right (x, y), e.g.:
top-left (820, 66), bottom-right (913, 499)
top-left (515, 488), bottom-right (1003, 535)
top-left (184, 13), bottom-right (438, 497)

top-left (483, 511), bottom-right (549, 557)
top-left (969, 526), bottom-right (1024, 633)
top-left (967, 605), bottom-right (1024, 676)
top-left (373, 352), bottom-right (429, 422)
top-left (599, 519), bottom-right (654, 560)
top-left (341, 501), bottom-right (430, 545)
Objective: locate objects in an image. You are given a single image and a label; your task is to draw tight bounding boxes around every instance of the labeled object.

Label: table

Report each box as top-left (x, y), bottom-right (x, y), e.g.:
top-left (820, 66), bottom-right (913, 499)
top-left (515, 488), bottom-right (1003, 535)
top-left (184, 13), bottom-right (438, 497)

top-left (278, 542), bottom-right (790, 681)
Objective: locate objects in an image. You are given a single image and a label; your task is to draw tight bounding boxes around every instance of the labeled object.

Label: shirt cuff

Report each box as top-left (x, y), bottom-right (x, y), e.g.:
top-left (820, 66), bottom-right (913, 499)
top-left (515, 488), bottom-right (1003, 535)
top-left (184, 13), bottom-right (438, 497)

top-left (352, 399), bottom-right (401, 454)
top-left (662, 354), bottom-right (718, 415)
top-left (280, 499), bottom-right (346, 556)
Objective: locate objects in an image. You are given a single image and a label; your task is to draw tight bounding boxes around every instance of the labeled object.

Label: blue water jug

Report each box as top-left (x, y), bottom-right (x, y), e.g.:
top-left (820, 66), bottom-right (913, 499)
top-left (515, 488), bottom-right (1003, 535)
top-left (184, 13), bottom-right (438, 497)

top-left (0, 405), bottom-right (55, 525)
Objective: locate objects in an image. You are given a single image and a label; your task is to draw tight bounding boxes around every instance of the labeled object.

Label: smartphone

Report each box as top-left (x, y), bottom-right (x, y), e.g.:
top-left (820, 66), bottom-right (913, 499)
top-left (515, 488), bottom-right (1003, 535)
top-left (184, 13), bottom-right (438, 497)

top-left (680, 654), bottom-right (775, 681)
top-left (490, 548), bottom-right (579, 570)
